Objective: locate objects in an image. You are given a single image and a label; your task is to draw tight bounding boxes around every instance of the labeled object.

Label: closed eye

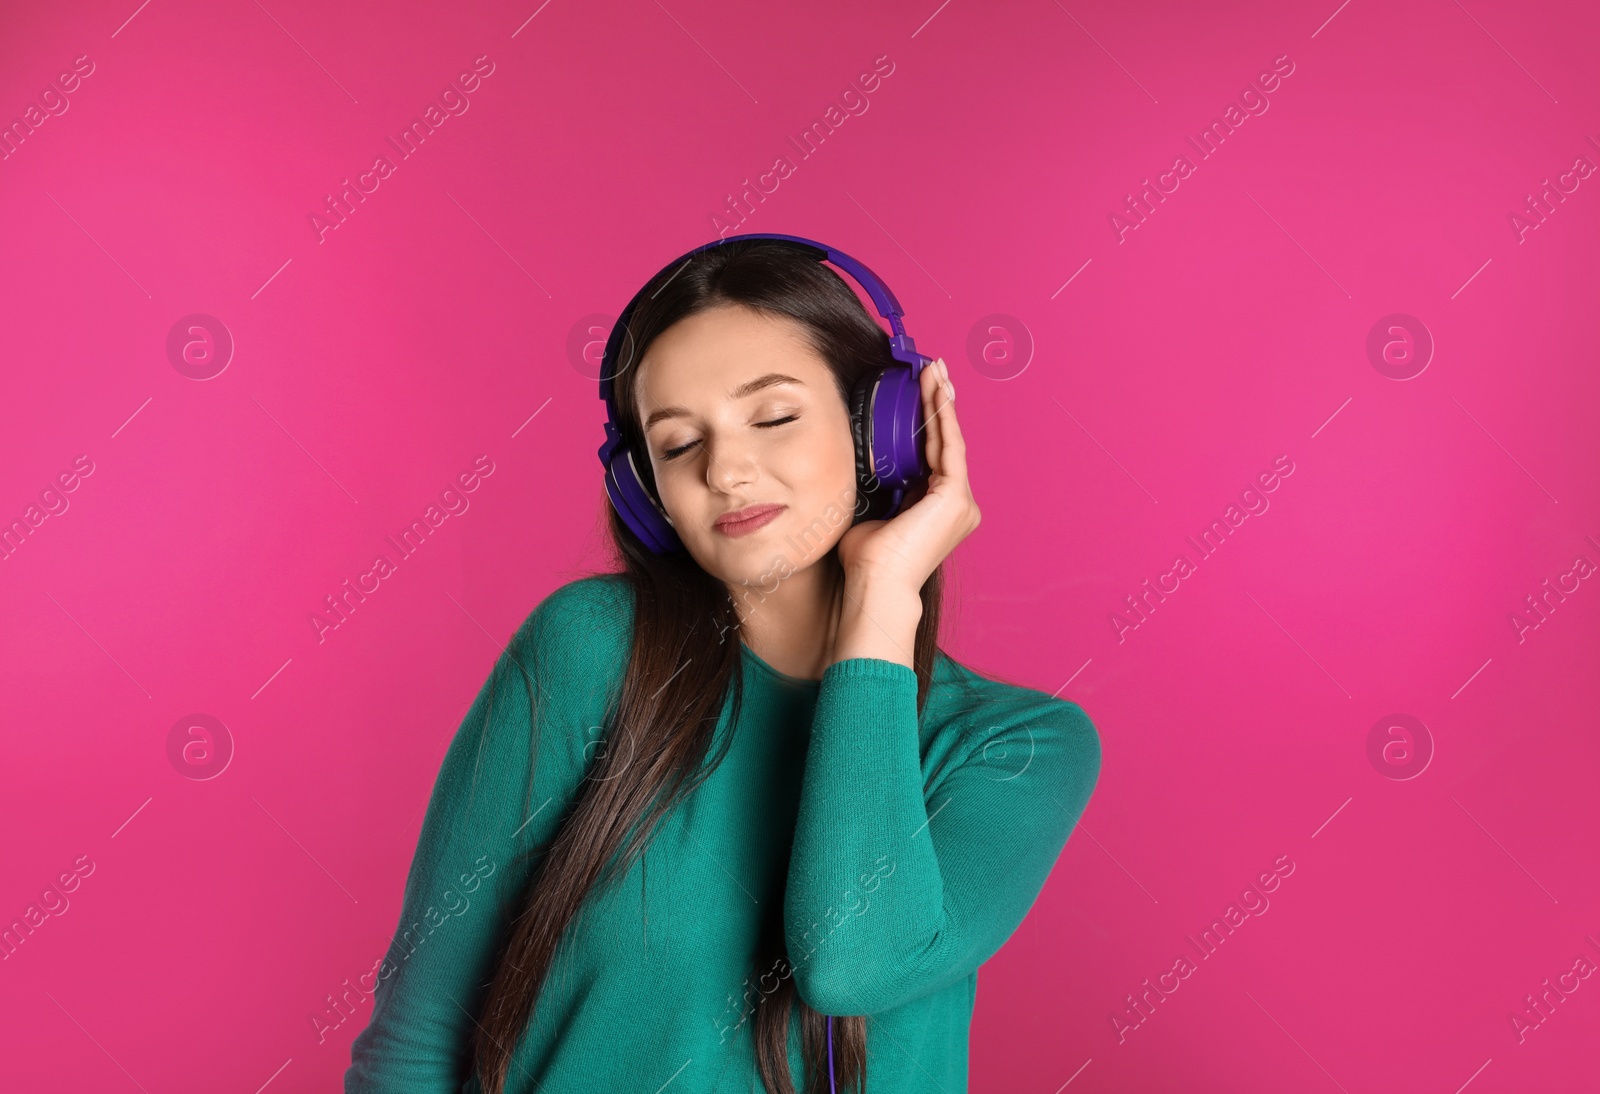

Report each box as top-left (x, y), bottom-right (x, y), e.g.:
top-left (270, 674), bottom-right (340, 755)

top-left (661, 415), bottom-right (799, 461)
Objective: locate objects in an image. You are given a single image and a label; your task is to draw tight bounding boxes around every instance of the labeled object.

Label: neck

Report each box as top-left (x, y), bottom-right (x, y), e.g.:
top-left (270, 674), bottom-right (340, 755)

top-left (730, 553), bottom-right (844, 681)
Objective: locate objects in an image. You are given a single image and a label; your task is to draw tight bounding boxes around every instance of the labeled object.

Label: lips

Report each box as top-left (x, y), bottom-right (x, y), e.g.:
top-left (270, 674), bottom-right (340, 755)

top-left (714, 503), bottom-right (786, 536)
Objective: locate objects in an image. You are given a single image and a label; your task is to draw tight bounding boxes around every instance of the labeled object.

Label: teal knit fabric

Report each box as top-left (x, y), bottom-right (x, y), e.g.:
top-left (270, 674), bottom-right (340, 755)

top-left (345, 574), bottom-right (1101, 1093)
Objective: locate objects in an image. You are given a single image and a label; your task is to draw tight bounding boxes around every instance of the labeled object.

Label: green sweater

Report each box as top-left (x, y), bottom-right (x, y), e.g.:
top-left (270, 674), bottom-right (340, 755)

top-left (345, 573), bottom-right (1101, 1093)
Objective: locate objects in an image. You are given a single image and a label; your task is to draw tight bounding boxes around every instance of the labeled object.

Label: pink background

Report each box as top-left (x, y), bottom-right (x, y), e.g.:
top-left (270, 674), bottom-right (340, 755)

top-left (2, 0), bottom-right (1597, 1090)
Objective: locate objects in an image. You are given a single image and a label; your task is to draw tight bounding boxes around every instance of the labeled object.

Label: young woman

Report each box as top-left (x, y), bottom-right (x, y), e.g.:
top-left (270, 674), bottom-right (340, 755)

top-left (345, 238), bottom-right (1103, 1094)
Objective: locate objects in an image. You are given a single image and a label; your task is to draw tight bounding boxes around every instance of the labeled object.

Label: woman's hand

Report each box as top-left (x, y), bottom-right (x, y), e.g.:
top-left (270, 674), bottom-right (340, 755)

top-left (828, 357), bottom-right (981, 669)
top-left (836, 356), bottom-right (982, 597)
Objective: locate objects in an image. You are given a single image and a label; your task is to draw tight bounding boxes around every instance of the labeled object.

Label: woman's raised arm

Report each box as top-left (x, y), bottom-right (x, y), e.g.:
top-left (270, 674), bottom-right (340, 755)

top-left (783, 658), bottom-right (1102, 1016)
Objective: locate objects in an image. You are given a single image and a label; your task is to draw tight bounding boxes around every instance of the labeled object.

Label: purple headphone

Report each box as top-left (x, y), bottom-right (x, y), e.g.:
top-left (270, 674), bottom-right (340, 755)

top-left (596, 232), bottom-right (934, 555)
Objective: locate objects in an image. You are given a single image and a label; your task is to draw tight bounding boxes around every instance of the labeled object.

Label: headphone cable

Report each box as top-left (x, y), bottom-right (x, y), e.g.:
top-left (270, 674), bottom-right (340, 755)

top-left (827, 1014), bottom-right (836, 1094)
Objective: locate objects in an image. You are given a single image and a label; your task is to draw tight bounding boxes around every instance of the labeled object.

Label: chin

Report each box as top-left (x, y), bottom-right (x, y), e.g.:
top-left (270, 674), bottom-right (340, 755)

top-left (707, 547), bottom-right (786, 589)
top-left (695, 536), bottom-right (815, 593)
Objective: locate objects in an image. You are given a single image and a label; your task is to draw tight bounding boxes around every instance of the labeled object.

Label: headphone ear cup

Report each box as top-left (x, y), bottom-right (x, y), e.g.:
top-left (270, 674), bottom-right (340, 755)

top-left (605, 448), bottom-right (682, 554)
top-left (848, 370), bottom-right (895, 524)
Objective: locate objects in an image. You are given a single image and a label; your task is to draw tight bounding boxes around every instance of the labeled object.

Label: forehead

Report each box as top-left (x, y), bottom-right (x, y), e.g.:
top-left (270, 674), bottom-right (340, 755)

top-left (631, 306), bottom-right (831, 401)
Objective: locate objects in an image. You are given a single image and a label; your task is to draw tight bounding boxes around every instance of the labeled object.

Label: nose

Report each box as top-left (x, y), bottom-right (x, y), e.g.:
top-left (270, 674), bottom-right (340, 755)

top-left (703, 431), bottom-right (760, 496)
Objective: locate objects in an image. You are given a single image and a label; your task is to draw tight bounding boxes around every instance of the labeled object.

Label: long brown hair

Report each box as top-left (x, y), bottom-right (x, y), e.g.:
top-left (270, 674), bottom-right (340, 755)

top-left (472, 239), bottom-right (947, 1093)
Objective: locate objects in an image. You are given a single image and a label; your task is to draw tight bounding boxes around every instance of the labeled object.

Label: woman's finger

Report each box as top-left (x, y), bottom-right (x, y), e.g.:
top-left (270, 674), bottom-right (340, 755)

top-left (932, 365), bottom-right (968, 488)
top-left (920, 359), bottom-right (946, 477)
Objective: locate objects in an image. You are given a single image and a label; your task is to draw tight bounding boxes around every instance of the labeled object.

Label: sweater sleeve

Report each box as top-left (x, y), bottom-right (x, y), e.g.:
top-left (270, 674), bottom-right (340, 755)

top-left (344, 579), bottom-right (621, 1092)
top-left (783, 657), bottom-right (1102, 1016)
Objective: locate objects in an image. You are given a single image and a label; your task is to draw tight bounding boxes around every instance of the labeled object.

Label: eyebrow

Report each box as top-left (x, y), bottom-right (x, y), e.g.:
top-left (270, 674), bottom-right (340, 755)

top-left (642, 373), bottom-right (806, 431)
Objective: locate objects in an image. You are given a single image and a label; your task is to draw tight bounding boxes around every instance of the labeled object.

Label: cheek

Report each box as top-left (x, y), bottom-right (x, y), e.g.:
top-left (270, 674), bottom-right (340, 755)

top-left (787, 423), bottom-right (857, 531)
top-left (799, 408), bottom-right (857, 476)
top-left (784, 422), bottom-right (855, 496)
top-left (654, 467), bottom-right (697, 517)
